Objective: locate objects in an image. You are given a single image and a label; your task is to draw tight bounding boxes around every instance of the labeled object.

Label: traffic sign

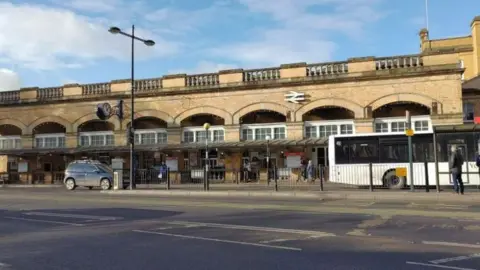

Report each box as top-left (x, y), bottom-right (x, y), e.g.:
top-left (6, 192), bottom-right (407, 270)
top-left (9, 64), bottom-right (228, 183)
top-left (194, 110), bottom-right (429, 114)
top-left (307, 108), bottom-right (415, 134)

top-left (405, 128), bottom-right (414, 136)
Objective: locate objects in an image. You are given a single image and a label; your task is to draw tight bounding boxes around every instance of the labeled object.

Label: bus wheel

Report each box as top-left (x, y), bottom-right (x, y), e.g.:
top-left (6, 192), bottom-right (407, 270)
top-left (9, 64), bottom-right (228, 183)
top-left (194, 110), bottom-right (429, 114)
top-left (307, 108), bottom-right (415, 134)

top-left (383, 170), bottom-right (405, 189)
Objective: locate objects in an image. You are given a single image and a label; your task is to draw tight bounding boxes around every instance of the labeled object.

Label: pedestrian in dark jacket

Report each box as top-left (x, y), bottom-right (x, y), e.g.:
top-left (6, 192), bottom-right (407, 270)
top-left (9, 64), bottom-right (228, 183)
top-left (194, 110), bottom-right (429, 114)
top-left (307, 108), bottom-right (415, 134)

top-left (449, 146), bottom-right (465, 195)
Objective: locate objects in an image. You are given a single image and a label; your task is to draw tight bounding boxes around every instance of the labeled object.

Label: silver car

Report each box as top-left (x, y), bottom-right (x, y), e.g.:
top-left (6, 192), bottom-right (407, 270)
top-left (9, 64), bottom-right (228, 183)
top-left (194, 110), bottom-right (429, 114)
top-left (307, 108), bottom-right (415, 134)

top-left (63, 160), bottom-right (113, 191)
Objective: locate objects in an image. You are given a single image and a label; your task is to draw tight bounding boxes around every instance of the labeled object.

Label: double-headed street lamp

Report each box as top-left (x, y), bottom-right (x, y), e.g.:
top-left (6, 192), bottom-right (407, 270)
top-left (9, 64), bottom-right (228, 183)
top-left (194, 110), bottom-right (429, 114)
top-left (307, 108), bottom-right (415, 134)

top-left (203, 123), bottom-right (211, 191)
top-left (108, 25), bottom-right (155, 190)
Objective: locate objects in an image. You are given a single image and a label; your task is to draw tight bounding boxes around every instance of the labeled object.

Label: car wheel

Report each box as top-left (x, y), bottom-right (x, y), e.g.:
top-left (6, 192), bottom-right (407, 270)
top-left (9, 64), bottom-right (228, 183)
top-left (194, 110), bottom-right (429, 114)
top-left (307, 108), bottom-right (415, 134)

top-left (65, 179), bottom-right (76, 190)
top-left (87, 186), bottom-right (93, 190)
top-left (100, 178), bottom-right (111, 190)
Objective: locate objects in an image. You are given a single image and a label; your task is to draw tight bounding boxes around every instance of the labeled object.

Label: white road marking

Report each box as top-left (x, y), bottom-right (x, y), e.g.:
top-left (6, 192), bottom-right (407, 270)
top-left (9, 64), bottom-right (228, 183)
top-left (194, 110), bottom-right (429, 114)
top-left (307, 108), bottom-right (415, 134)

top-left (406, 261), bottom-right (477, 270)
top-left (133, 230), bottom-right (302, 251)
top-left (260, 239), bottom-right (294, 244)
top-left (430, 253), bottom-right (480, 264)
top-left (156, 226), bottom-right (175, 230)
top-left (423, 241), bottom-right (480, 249)
top-left (408, 203), bottom-right (469, 210)
top-left (167, 221), bottom-right (336, 237)
top-left (4, 216), bottom-right (84, 226)
top-left (0, 262), bottom-right (10, 269)
top-left (24, 212), bottom-right (121, 221)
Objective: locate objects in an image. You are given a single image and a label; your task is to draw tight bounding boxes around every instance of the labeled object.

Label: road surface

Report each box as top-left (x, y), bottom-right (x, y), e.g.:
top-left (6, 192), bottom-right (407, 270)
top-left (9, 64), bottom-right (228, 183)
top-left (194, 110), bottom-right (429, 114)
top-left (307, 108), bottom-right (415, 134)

top-left (0, 188), bottom-right (479, 270)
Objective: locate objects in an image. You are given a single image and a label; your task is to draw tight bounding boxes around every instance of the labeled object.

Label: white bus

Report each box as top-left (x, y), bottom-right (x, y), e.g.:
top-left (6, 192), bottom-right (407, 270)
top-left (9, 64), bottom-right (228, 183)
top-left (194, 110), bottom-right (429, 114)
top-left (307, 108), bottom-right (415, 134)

top-left (328, 132), bottom-right (480, 189)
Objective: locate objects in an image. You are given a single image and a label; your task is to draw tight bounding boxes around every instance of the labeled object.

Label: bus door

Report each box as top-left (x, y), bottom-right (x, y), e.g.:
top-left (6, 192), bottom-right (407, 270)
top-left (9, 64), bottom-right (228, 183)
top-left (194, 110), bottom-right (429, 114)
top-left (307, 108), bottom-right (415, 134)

top-left (447, 143), bottom-right (469, 184)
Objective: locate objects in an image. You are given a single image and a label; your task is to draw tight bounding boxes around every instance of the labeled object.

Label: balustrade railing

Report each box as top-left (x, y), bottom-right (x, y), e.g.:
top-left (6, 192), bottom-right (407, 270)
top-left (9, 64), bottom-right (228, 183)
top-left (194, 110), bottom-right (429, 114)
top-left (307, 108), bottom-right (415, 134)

top-left (243, 68), bottom-right (280, 82)
top-left (37, 87), bottom-right (63, 100)
top-left (307, 62), bottom-right (349, 76)
top-left (82, 83), bottom-right (111, 96)
top-left (375, 55), bottom-right (423, 70)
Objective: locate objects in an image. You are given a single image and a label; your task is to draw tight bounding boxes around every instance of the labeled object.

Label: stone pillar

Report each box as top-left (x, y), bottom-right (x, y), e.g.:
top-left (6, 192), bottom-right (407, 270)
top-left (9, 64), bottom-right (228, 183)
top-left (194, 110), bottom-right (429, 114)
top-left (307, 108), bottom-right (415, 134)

top-left (219, 69), bottom-right (244, 84)
top-left (114, 131), bottom-right (126, 147)
top-left (354, 118), bottom-right (374, 133)
top-left (21, 135), bottom-right (33, 149)
top-left (224, 125), bottom-right (240, 142)
top-left (286, 122), bottom-right (304, 140)
top-left (347, 57), bottom-right (376, 74)
top-left (65, 134), bottom-right (78, 148)
top-left (280, 62), bottom-right (307, 79)
top-left (167, 125), bottom-right (182, 144)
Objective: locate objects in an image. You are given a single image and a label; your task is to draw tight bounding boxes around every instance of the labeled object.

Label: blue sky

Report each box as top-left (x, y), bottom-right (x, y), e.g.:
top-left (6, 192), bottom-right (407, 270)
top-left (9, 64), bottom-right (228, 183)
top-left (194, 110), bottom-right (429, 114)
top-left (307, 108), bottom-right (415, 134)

top-left (0, 0), bottom-right (479, 90)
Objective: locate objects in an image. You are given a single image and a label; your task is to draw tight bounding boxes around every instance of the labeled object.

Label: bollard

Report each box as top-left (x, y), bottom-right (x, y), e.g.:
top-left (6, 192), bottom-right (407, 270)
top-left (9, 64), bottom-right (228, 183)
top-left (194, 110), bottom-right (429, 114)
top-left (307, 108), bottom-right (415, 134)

top-left (424, 161), bottom-right (429, 192)
top-left (206, 166), bottom-right (210, 191)
top-left (369, 163), bottom-right (374, 192)
top-left (166, 168), bottom-right (171, 190)
top-left (113, 171), bottom-right (119, 190)
top-left (274, 165), bottom-right (278, 192)
top-left (319, 166), bottom-right (324, 192)
top-left (203, 166), bottom-right (207, 191)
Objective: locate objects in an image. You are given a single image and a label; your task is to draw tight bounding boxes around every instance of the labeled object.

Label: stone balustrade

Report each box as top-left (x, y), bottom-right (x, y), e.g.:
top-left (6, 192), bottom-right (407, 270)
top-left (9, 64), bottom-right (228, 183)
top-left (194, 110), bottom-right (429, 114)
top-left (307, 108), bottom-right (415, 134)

top-left (0, 91), bottom-right (20, 103)
top-left (375, 55), bottom-right (423, 70)
top-left (135, 78), bottom-right (162, 92)
top-left (243, 68), bottom-right (280, 82)
top-left (186, 73), bottom-right (219, 87)
top-left (306, 61), bottom-right (349, 76)
top-left (37, 87), bottom-right (64, 100)
top-left (82, 83), bottom-right (111, 96)
top-left (0, 51), bottom-right (462, 104)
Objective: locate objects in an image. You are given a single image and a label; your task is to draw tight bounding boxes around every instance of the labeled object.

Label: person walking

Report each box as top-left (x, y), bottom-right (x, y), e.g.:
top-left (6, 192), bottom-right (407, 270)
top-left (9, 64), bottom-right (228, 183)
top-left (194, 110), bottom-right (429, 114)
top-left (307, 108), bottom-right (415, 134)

top-left (306, 159), bottom-right (314, 182)
top-left (449, 145), bottom-right (465, 195)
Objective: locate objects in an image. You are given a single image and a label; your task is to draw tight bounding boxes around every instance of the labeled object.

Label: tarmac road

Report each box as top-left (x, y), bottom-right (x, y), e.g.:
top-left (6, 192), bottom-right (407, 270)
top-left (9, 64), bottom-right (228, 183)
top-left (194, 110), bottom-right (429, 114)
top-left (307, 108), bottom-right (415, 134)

top-left (0, 188), bottom-right (479, 270)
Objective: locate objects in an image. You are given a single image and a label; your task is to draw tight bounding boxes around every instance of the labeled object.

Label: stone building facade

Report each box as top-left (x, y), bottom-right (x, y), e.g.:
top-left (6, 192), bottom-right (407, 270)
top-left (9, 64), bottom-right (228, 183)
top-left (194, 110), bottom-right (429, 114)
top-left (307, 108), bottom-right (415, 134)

top-left (1, 15), bottom-right (479, 184)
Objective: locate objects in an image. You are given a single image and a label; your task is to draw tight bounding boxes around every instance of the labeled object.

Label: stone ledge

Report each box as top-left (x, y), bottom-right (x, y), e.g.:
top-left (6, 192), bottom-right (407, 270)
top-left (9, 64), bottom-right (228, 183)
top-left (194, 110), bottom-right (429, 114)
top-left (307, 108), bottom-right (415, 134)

top-left (99, 189), bottom-right (480, 203)
top-left (163, 73), bottom-right (187, 79)
top-left (280, 62), bottom-right (307, 69)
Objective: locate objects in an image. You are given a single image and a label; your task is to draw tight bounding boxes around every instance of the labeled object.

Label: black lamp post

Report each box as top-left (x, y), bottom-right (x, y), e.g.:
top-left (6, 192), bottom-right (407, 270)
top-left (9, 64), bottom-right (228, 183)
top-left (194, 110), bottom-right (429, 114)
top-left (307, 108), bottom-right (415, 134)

top-left (108, 25), bottom-right (155, 190)
top-left (203, 123), bottom-right (211, 191)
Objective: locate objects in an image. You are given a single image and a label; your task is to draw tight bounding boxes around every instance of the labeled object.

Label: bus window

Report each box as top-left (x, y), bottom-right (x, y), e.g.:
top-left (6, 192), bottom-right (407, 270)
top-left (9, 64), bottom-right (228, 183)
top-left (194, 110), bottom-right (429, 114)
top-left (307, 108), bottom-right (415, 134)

top-left (413, 142), bottom-right (434, 162)
top-left (380, 144), bottom-right (408, 163)
top-left (334, 138), bottom-right (350, 164)
top-left (349, 139), bottom-right (379, 163)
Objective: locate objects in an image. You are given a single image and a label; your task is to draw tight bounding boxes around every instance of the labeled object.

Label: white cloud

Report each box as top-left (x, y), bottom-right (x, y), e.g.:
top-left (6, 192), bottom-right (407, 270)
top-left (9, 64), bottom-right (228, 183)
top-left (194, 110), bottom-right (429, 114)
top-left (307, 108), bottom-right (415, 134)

top-left (0, 68), bottom-right (21, 91)
top-left (410, 16), bottom-right (427, 28)
top-left (211, 0), bottom-right (385, 66)
top-left (0, 2), bottom-right (180, 71)
top-left (168, 61), bottom-right (238, 75)
top-left (144, 2), bottom-right (237, 35)
top-left (210, 30), bottom-right (337, 66)
top-left (50, 0), bottom-right (121, 13)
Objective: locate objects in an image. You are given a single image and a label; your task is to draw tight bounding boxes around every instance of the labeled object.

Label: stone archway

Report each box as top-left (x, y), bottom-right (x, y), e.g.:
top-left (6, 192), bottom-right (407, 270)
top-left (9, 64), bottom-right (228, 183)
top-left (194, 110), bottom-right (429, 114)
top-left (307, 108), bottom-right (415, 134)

top-left (0, 119), bottom-right (27, 135)
top-left (368, 93), bottom-right (439, 112)
top-left (295, 98), bottom-right (364, 120)
top-left (73, 113), bottom-right (121, 132)
top-left (175, 106), bottom-right (233, 125)
top-left (122, 110), bottom-right (174, 129)
top-left (233, 102), bottom-right (290, 124)
top-left (27, 116), bottom-right (72, 133)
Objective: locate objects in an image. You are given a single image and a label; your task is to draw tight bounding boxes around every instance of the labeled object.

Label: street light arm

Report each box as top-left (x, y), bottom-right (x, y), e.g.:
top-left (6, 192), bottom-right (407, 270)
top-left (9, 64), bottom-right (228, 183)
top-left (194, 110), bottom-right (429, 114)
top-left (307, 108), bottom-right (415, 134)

top-left (115, 31), bottom-right (155, 46)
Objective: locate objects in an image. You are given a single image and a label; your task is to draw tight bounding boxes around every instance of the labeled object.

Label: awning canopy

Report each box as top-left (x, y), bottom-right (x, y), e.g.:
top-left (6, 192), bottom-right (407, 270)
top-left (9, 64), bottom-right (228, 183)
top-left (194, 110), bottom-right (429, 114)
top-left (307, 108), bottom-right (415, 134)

top-left (161, 138), bottom-right (327, 150)
top-left (434, 124), bottom-right (480, 133)
top-left (0, 138), bottom-right (328, 156)
top-left (462, 75), bottom-right (480, 91)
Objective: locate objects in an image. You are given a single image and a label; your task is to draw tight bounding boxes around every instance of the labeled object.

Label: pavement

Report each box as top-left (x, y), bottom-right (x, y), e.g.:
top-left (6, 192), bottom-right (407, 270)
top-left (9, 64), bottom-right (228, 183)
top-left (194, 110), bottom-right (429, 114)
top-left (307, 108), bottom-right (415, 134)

top-left (0, 188), bottom-right (480, 270)
top-left (3, 183), bottom-right (480, 203)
